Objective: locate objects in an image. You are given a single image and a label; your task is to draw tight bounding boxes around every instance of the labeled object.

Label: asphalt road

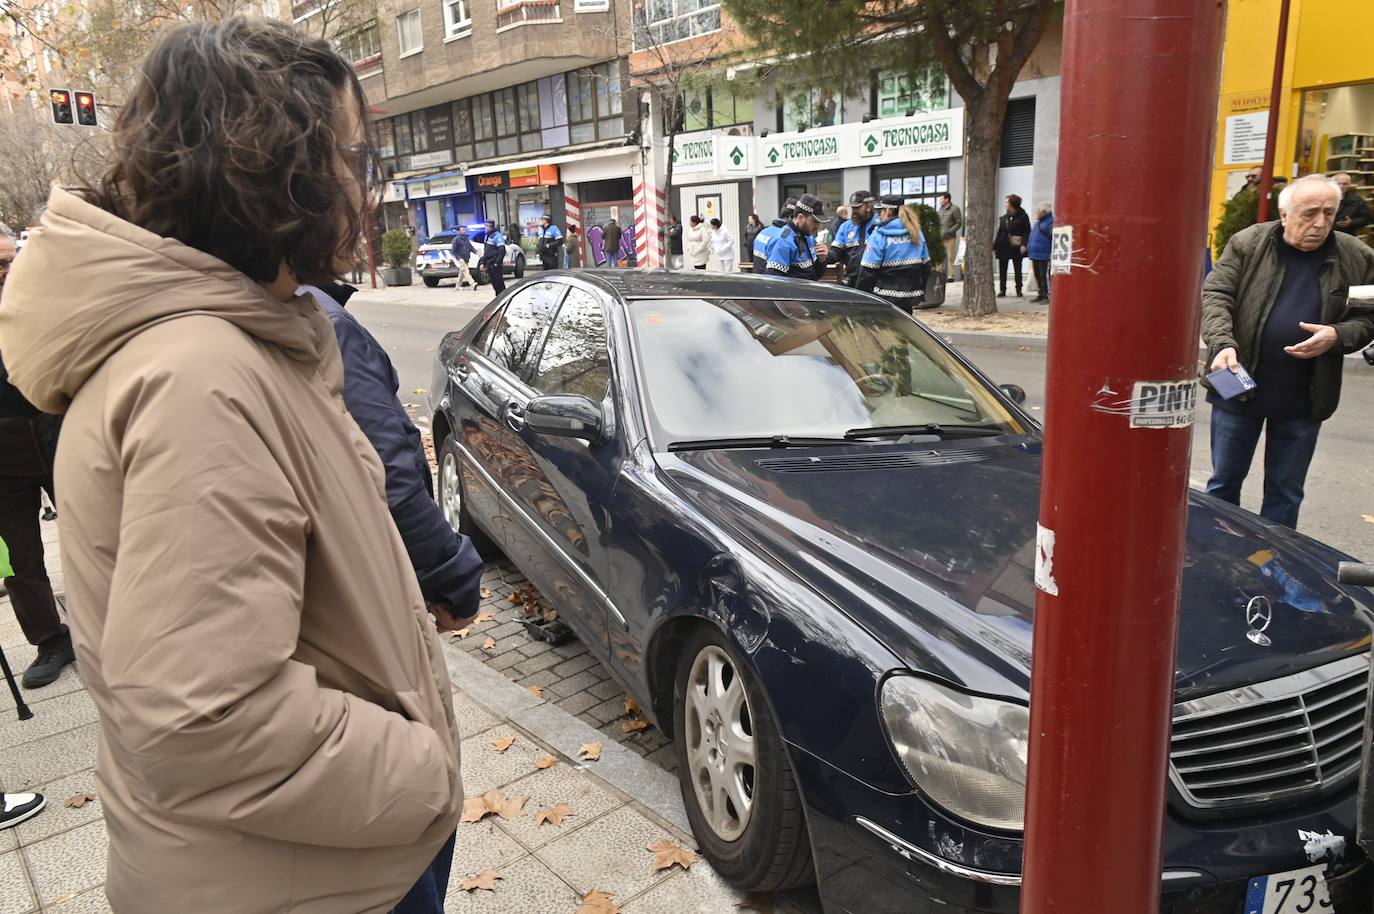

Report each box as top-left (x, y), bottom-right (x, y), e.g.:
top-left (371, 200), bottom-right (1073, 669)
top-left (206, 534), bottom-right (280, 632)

top-left (351, 287), bottom-right (1374, 563)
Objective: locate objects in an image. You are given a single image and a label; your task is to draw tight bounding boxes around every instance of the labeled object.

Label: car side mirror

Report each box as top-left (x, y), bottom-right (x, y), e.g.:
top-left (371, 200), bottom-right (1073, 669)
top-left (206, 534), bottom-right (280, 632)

top-left (525, 395), bottom-right (602, 441)
top-left (999, 383), bottom-right (1027, 405)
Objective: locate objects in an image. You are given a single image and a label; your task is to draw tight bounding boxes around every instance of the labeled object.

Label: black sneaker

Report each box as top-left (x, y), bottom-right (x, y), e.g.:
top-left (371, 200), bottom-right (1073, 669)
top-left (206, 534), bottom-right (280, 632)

top-left (0, 793), bottom-right (45, 830)
top-left (22, 638), bottom-right (75, 688)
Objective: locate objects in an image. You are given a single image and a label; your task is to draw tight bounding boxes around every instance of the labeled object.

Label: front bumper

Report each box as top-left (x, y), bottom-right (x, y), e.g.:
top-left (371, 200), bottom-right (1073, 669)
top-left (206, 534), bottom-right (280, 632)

top-left (791, 749), bottom-right (1370, 914)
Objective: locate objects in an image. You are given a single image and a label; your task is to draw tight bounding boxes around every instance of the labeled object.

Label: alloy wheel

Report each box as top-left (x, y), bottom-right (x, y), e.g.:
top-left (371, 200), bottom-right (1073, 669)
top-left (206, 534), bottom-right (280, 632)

top-left (440, 450), bottom-right (462, 532)
top-left (684, 645), bottom-right (757, 841)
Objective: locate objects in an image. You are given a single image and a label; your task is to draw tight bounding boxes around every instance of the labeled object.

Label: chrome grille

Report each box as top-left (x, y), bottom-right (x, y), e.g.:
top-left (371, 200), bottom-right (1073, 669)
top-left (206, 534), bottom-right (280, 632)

top-left (1170, 653), bottom-right (1371, 810)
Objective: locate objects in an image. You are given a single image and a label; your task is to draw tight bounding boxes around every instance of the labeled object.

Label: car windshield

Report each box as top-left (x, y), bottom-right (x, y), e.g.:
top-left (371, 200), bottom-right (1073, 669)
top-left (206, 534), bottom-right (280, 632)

top-left (629, 298), bottom-right (1025, 446)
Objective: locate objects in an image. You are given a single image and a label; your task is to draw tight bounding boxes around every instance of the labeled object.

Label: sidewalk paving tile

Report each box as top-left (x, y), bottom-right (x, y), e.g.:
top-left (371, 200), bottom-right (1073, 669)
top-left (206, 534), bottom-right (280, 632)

top-left (460, 727), bottom-right (546, 796)
top-left (621, 862), bottom-right (746, 914)
top-left (451, 689), bottom-right (501, 739)
top-left (492, 764), bottom-right (623, 851)
top-left (0, 724), bottom-right (99, 792)
top-left (535, 805), bottom-right (676, 899)
top-left (24, 820), bottom-right (107, 906)
top-left (0, 851), bottom-right (34, 914)
top-left (13, 771), bottom-right (101, 848)
top-left (443, 854), bottom-right (580, 914)
top-left (0, 692), bottom-right (98, 753)
top-left (448, 819), bottom-right (528, 882)
top-left (39, 886), bottom-right (108, 914)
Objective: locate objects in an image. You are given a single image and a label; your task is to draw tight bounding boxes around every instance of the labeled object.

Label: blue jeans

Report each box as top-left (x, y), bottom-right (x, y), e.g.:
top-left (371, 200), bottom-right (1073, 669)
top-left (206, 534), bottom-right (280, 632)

top-left (392, 832), bottom-right (456, 914)
top-left (1205, 407), bottom-right (1321, 529)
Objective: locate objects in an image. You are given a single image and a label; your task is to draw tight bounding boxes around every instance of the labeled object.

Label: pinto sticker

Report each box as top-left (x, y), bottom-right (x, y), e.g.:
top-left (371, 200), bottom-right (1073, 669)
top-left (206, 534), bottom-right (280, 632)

top-left (1128, 380), bottom-right (1196, 429)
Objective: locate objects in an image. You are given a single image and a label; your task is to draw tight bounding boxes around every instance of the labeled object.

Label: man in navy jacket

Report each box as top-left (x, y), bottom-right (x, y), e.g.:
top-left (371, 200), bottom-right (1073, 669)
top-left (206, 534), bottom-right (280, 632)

top-left (306, 283), bottom-right (485, 633)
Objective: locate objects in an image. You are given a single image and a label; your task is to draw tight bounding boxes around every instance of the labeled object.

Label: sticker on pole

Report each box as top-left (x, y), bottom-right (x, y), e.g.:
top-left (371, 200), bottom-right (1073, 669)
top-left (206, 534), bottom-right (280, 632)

top-left (1035, 524), bottom-right (1059, 596)
top-left (1050, 225), bottom-right (1073, 275)
top-left (1129, 381), bottom-right (1196, 429)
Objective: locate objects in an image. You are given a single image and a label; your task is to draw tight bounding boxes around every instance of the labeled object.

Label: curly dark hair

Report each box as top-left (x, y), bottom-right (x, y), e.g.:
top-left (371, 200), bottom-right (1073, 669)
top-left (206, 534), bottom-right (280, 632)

top-left (79, 17), bottom-right (374, 285)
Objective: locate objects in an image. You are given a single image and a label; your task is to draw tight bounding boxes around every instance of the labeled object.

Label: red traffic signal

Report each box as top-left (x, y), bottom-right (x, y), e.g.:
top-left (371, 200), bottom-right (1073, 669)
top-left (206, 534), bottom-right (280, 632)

top-left (49, 88), bottom-right (72, 125)
top-left (74, 91), bottom-right (97, 127)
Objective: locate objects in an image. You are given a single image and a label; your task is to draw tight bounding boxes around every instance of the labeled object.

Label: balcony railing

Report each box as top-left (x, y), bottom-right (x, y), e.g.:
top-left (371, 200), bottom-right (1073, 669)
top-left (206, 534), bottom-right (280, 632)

top-left (496, 0), bottom-right (561, 30)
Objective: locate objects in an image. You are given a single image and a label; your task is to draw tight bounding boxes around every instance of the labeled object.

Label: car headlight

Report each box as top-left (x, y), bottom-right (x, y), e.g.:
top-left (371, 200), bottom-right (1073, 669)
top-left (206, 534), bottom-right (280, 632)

top-left (879, 675), bottom-right (1028, 832)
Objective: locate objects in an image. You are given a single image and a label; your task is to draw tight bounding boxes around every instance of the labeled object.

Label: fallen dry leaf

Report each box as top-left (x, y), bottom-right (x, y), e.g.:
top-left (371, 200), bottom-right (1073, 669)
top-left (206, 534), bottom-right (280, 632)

top-left (1362, 514), bottom-right (1374, 524)
top-left (535, 801), bottom-right (574, 827)
top-left (480, 588), bottom-right (493, 599)
top-left (623, 696), bottom-right (642, 717)
top-left (1017, 345), bottom-right (1032, 352)
top-left (647, 838), bottom-right (697, 872)
top-left (622, 718), bottom-right (650, 734)
top-left (576, 890), bottom-right (621, 914)
top-left (735, 892), bottom-right (777, 914)
top-left (482, 636), bottom-right (497, 651)
top-left (461, 868), bottom-right (503, 892)
top-left (460, 794), bottom-right (491, 823)
top-left (537, 754), bottom-right (558, 769)
top-left (508, 592), bottom-right (522, 604)
top-left (491, 735), bottom-right (516, 753)
top-left (412, 387), bottom-right (427, 394)
top-left (579, 741), bottom-right (603, 761)
top-left (491, 791), bottom-right (528, 820)
top-left (425, 346), bottom-right (436, 352)
top-left (474, 611), bottom-right (495, 624)
top-left (451, 627), bottom-right (471, 640)
top-left (63, 792), bottom-right (97, 809)
top-left (528, 685), bottom-right (545, 698)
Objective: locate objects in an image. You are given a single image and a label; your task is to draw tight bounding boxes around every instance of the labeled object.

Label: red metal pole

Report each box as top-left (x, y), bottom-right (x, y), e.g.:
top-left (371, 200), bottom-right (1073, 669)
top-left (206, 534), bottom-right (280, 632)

top-left (1256, 0), bottom-right (1293, 223)
top-left (1020, 1), bottom-right (1224, 912)
top-left (365, 209), bottom-right (379, 290)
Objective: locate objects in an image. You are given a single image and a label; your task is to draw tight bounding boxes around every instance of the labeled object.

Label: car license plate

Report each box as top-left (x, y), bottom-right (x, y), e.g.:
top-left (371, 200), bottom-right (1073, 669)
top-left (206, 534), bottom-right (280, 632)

top-left (1244, 863), bottom-right (1334, 914)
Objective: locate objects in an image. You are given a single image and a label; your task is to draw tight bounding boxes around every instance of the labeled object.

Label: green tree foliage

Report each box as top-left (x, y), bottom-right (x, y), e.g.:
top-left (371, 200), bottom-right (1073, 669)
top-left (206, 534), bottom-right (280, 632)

top-left (721, 0), bottom-right (1058, 318)
top-left (1213, 185), bottom-right (1282, 257)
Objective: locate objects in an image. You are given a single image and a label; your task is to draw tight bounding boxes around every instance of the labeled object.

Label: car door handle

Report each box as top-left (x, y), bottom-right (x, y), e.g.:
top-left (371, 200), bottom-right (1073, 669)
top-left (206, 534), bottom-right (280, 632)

top-left (504, 401), bottom-right (526, 432)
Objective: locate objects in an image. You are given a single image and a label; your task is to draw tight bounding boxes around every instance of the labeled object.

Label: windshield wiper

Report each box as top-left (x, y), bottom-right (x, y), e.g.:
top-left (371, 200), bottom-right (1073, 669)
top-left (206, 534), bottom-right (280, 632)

top-left (844, 423), bottom-right (1005, 440)
top-left (667, 435), bottom-right (853, 452)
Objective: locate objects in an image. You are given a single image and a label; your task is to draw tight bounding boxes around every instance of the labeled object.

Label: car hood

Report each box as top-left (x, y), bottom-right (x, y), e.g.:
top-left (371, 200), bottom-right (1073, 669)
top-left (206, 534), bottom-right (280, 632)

top-left (659, 437), bottom-right (1374, 703)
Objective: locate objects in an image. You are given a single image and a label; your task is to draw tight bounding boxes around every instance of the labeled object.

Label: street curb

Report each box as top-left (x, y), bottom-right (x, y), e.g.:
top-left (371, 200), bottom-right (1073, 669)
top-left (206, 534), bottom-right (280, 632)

top-left (937, 330), bottom-right (1048, 352)
top-left (439, 638), bottom-right (693, 834)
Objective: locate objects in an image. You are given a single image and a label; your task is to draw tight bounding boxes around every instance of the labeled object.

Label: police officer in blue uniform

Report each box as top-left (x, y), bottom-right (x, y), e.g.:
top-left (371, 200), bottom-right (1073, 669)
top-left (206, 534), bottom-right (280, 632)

top-left (856, 195), bottom-right (931, 312)
top-left (537, 214), bottom-right (563, 271)
top-left (830, 190), bottom-right (879, 286)
top-left (763, 193), bottom-right (831, 280)
top-left (480, 219), bottom-right (507, 296)
top-left (751, 197), bottom-right (798, 273)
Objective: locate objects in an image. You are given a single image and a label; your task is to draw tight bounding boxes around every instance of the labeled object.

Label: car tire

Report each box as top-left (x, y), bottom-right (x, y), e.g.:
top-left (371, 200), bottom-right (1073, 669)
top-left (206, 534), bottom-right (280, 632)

top-left (437, 432), bottom-right (501, 559)
top-left (423, 276), bottom-right (440, 288)
top-left (673, 627), bottom-right (814, 891)
top-left (513, 254), bottom-right (525, 279)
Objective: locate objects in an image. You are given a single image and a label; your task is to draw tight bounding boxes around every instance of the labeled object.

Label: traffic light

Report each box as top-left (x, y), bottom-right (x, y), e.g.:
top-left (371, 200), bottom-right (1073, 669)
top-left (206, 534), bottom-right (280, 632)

top-left (74, 91), bottom-right (96, 127)
top-left (49, 88), bottom-right (72, 125)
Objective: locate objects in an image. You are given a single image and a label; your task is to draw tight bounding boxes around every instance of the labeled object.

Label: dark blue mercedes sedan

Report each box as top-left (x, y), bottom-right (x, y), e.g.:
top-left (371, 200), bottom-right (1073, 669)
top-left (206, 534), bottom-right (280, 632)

top-left (428, 270), bottom-right (1374, 914)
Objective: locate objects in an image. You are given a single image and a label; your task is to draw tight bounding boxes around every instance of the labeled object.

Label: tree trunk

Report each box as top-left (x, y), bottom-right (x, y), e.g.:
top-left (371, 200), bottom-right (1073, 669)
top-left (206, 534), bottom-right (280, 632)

top-left (660, 91), bottom-right (677, 264)
top-left (961, 93), bottom-right (1008, 318)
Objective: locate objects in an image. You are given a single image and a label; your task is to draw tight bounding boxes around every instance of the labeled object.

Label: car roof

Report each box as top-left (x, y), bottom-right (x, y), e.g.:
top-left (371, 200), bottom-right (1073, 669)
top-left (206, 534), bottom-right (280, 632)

top-left (549, 269), bottom-right (877, 303)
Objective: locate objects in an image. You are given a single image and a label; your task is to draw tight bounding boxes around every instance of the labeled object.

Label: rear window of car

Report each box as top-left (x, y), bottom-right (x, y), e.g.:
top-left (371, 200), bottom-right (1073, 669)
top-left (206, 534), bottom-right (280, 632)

top-left (426, 233), bottom-right (457, 246)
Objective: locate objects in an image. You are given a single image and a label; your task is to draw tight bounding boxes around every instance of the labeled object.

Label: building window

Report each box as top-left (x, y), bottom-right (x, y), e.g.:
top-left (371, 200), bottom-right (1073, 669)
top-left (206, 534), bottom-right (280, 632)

top-left (637, 0), bottom-right (720, 46)
top-left (338, 20), bottom-right (381, 63)
top-left (394, 115), bottom-right (414, 157)
top-left (375, 119), bottom-right (396, 160)
top-left (567, 61), bottom-right (623, 145)
top-left (517, 82), bottom-right (542, 152)
top-left (410, 110), bottom-right (432, 153)
top-left (397, 8), bottom-right (423, 57)
top-left (682, 84), bottom-right (753, 133)
top-left (494, 87), bottom-right (520, 156)
top-left (443, 0), bottom-right (470, 37)
top-left (779, 88), bottom-right (841, 133)
top-left (472, 93), bottom-right (497, 160)
top-left (291, 0), bottom-right (316, 20)
top-left (261, 0), bottom-right (281, 16)
top-left (452, 98), bottom-right (475, 162)
top-left (1000, 97), bottom-right (1036, 167)
top-left (874, 67), bottom-right (947, 118)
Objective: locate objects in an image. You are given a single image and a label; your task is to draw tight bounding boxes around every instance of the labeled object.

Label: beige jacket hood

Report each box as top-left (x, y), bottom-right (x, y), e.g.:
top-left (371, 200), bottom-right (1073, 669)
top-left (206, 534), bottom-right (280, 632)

top-left (0, 188), bottom-right (463, 912)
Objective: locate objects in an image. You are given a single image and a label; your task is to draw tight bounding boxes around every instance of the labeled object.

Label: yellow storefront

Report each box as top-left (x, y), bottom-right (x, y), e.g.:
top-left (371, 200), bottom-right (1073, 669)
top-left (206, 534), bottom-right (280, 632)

top-left (1209, 0), bottom-right (1374, 238)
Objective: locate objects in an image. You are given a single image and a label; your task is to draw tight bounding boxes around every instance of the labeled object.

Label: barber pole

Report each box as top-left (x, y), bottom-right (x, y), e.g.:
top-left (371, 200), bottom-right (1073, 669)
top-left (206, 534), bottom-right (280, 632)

top-left (563, 186), bottom-right (582, 233)
top-left (633, 181), bottom-right (666, 268)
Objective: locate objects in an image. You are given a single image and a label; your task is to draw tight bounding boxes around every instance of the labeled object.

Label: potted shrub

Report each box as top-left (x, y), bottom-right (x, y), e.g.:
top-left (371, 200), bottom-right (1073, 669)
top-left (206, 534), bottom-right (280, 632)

top-left (381, 229), bottom-right (413, 286)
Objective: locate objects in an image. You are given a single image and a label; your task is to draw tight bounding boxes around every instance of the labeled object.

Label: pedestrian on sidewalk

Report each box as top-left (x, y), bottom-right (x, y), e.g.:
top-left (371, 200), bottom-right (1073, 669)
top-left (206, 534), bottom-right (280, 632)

top-left (938, 192), bottom-right (963, 281)
top-left (450, 225), bottom-right (475, 289)
top-left (684, 215), bottom-right (711, 270)
top-left (566, 225), bottom-right (583, 269)
top-left (1027, 202), bottom-right (1054, 303)
top-left (0, 18), bottom-right (463, 913)
top-left (602, 218), bottom-right (624, 268)
top-left (663, 213), bottom-right (684, 269)
top-left (537, 214), bottom-right (563, 271)
top-left (742, 214), bottom-right (763, 265)
top-left (1201, 174), bottom-right (1374, 528)
top-left (994, 194), bottom-right (1030, 298)
top-left (1333, 172), bottom-right (1372, 236)
top-left (481, 219), bottom-right (507, 295)
top-left (831, 190), bottom-right (878, 287)
top-left (709, 217), bottom-right (735, 273)
top-left (0, 234), bottom-right (73, 689)
top-left (856, 197), bottom-right (931, 312)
